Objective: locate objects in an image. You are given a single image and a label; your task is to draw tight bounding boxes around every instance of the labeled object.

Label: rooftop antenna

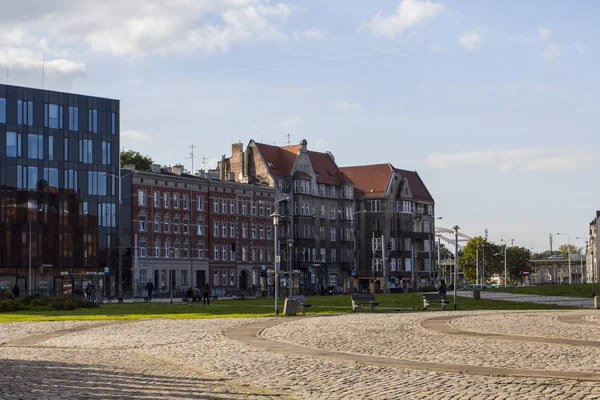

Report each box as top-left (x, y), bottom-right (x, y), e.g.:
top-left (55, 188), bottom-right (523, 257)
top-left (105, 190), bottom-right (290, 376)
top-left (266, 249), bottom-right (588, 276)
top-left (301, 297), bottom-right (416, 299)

top-left (549, 233), bottom-right (553, 253)
top-left (187, 143), bottom-right (196, 174)
top-left (201, 156), bottom-right (208, 172)
top-left (42, 53), bottom-right (45, 89)
top-left (285, 133), bottom-right (291, 146)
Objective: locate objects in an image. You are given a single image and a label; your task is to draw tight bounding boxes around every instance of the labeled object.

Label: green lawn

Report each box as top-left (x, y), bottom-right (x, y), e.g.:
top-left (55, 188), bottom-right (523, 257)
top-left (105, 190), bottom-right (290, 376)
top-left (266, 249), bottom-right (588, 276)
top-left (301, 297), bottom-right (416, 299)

top-left (497, 283), bottom-right (596, 298)
top-left (0, 293), bottom-right (574, 322)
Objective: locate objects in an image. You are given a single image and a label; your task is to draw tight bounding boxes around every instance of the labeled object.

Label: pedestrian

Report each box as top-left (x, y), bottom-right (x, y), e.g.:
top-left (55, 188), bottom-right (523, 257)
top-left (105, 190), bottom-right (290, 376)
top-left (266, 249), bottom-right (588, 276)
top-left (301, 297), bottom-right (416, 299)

top-left (85, 286), bottom-right (92, 300)
top-left (11, 283), bottom-right (20, 298)
top-left (202, 283), bottom-right (210, 305)
top-left (145, 280), bottom-right (155, 301)
top-left (195, 286), bottom-right (201, 302)
top-left (438, 280), bottom-right (447, 296)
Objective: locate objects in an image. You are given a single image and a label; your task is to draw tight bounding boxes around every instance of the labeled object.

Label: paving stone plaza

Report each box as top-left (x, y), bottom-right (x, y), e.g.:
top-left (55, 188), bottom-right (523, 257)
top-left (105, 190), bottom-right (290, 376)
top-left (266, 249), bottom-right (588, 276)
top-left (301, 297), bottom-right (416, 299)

top-left (1, 310), bottom-right (599, 399)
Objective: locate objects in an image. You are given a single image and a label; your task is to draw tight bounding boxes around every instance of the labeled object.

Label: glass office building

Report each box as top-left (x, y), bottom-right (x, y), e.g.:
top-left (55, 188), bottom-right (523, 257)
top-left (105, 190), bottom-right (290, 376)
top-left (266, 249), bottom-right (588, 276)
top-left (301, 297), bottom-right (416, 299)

top-left (0, 84), bottom-right (120, 296)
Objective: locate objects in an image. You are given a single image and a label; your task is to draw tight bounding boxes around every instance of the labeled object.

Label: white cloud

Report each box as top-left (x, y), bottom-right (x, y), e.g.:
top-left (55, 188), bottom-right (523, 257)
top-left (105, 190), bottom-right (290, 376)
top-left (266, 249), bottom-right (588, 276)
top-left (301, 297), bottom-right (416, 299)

top-left (282, 116), bottom-right (303, 127)
top-left (537, 27), bottom-right (551, 39)
top-left (430, 44), bottom-right (441, 53)
top-left (122, 130), bottom-right (152, 141)
top-left (575, 42), bottom-right (586, 55)
top-left (363, 0), bottom-right (445, 38)
top-left (301, 30), bottom-right (326, 40)
top-left (331, 100), bottom-right (362, 111)
top-left (458, 31), bottom-right (482, 51)
top-left (0, 0), bottom-right (295, 58)
top-left (426, 147), bottom-right (600, 172)
top-left (541, 43), bottom-right (560, 60)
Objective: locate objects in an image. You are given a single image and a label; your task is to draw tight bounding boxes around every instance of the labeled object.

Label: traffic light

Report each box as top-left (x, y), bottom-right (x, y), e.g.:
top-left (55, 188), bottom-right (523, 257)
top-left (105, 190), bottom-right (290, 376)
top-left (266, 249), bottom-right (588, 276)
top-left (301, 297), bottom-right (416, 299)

top-left (230, 241), bottom-right (236, 252)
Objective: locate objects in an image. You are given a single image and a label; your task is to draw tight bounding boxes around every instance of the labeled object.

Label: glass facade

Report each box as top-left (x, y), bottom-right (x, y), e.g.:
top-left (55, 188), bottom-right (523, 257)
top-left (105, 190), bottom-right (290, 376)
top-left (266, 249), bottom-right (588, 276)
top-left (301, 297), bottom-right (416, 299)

top-left (0, 84), bottom-right (120, 296)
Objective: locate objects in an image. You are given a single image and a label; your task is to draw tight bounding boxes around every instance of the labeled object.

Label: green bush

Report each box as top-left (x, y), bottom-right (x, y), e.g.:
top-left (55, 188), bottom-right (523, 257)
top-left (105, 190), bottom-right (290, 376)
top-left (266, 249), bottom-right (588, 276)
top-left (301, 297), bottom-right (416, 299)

top-left (0, 295), bottom-right (99, 313)
top-left (0, 300), bottom-right (22, 312)
top-left (0, 290), bottom-right (13, 301)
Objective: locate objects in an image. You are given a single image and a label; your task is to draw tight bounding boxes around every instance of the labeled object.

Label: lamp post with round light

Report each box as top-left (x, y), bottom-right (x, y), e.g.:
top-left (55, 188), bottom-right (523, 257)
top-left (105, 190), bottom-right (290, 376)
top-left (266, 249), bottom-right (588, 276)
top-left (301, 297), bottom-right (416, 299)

top-left (287, 238), bottom-right (294, 296)
top-left (271, 212), bottom-right (281, 316)
top-left (453, 225), bottom-right (460, 310)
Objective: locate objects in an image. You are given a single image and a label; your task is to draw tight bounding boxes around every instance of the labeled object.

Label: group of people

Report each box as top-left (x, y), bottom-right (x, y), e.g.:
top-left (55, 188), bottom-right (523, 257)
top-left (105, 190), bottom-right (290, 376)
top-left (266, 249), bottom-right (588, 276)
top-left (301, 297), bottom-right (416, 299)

top-left (144, 280), bottom-right (211, 305)
top-left (437, 280), bottom-right (454, 295)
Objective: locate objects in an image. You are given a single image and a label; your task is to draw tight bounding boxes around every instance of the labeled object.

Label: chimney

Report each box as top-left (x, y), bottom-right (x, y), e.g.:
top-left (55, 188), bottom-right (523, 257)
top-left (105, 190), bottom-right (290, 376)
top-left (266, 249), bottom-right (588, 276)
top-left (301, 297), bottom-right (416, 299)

top-left (228, 172), bottom-right (235, 182)
top-left (299, 139), bottom-right (308, 154)
top-left (151, 164), bottom-right (162, 173)
top-left (172, 164), bottom-right (184, 176)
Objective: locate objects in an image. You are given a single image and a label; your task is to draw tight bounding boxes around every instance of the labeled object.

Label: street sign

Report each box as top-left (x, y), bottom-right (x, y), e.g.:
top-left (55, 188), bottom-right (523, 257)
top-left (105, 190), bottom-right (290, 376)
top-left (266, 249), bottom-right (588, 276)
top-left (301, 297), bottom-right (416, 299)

top-left (276, 256), bottom-right (281, 262)
top-left (523, 270), bottom-right (529, 276)
top-left (104, 267), bottom-right (110, 275)
top-left (261, 265), bottom-right (266, 270)
top-left (351, 269), bottom-right (357, 278)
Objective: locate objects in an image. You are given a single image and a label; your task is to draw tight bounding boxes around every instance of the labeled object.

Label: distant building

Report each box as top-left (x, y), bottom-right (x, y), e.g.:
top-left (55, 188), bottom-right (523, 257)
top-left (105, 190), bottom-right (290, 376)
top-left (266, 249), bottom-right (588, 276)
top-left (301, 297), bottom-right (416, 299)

top-left (340, 164), bottom-right (436, 292)
top-left (219, 139), bottom-right (355, 294)
top-left (588, 211), bottom-right (599, 284)
top-left (123, 164), bottom-right (275, 297)
top-left (0, 84), bottom-right (120, 296)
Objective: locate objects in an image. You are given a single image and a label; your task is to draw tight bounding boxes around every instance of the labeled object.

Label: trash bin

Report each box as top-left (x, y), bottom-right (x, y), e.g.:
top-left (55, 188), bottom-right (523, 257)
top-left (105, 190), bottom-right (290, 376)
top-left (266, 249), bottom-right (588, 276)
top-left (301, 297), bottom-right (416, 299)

top-left (284, 299), bottom-right (298, 316)
top-left (595, 296), bottom-right (599, 309)
top-left (472, 289), bottom-right (481, 300)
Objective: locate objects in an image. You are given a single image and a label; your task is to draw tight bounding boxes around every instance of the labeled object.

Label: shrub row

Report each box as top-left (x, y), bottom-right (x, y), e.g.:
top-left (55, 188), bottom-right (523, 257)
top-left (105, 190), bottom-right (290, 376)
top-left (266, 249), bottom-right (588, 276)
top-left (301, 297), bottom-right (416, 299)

top-left (0, 294), bottom-right (99, 313)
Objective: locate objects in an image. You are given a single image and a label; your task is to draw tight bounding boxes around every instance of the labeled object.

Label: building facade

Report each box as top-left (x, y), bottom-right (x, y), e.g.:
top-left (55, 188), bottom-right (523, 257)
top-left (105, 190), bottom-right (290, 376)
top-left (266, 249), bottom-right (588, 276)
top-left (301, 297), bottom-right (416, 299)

top-left (124, 164), bottom-right (275, 297)
top-left (340, 164), bottom-right (436, 292)
top-left (588, 211), bottom-right (599, 284)
top-left (0, 84), bottom-right (120, 296)
top-left (219, 139), bottom-right (355, 294)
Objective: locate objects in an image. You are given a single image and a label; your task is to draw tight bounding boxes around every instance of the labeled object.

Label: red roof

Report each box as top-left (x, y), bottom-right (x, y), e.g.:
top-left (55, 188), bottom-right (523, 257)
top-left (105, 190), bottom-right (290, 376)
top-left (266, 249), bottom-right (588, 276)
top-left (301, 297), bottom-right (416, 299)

top-left (341, 163), bottom-right (434, 202)
top-left (254, 141), bottom-right (350, 186)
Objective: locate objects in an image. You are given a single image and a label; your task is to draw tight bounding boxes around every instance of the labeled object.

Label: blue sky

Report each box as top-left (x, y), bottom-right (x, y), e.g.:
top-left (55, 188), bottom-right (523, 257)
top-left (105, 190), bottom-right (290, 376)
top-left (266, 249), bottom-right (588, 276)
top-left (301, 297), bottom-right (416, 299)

top-left (1, 0), bottom-right (598, 252)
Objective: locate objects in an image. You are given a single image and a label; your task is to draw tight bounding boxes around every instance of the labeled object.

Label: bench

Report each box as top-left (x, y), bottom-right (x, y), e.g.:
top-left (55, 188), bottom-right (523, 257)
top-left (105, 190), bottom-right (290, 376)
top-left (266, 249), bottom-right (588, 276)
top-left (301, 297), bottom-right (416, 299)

top-left (351, 294), bottom-right (379, 312)
top-left (422, 293), bottom-right (449, 310)
top-left (288, 295), bottom-right (312, 315)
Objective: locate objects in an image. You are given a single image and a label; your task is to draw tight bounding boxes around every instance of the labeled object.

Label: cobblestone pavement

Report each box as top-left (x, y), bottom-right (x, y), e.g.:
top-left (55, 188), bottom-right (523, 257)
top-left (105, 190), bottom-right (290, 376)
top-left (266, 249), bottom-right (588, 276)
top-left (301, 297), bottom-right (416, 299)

top-left (1, 311), bottom-right (600, 399)
top-left (456, 290), bottom-right (596, 308)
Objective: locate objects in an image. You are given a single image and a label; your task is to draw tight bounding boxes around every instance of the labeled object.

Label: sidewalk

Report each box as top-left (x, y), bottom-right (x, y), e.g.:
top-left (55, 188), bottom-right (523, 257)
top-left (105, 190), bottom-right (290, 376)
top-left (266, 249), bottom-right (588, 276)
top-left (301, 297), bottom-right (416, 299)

top-left (457, 291), bottom-right (596, 308)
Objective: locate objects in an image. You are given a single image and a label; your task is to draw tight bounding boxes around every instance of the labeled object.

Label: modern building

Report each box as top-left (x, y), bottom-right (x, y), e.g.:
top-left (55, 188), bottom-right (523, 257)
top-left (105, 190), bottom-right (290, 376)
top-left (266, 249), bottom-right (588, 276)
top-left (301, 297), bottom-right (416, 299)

top-left (218, 139), bottom-right (355, 294)
top-left (340, 164), bottom-right (436, 292)
top-left (123, 164), bottom-right (275, 298)
top-left (0, 84), bottom-right (120, 296)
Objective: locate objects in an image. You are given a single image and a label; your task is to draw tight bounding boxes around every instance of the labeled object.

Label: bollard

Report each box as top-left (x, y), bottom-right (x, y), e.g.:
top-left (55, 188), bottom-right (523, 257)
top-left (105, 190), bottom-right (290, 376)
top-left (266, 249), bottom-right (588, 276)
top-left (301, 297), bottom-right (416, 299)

top-left (472, 289), bottom-right (481, 300)
top-left (595, 296), bottom-right (599, 309)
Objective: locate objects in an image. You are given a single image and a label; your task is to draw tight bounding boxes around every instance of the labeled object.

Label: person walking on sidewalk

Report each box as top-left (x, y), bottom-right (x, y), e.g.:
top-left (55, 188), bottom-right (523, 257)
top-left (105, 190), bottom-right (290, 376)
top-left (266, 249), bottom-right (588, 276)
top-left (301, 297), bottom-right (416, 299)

top-left (145, 280), bottom-right (155, 301)
top-left (202, 283), bottom-right (211, 305)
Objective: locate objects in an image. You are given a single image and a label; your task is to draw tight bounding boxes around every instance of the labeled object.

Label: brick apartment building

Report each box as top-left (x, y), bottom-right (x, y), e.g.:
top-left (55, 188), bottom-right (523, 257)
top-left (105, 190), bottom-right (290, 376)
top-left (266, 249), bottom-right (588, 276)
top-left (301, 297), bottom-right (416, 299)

top-left (218, 139), bottom-right (356, 294)
top-left (340, 164), bottom-right (436, 292)
top-left (122, 164), bottom-right (275, 297)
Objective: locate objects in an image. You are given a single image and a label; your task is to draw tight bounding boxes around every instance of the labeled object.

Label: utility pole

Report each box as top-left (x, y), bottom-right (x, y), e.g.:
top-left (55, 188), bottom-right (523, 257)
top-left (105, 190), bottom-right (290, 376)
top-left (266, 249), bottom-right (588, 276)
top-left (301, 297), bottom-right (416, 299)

top-left (482, 229), bottom-right (488, 285)
top-left (549, 233), bottom-right (553, 254)
top-left (382, 234), bottom-right (387, 294)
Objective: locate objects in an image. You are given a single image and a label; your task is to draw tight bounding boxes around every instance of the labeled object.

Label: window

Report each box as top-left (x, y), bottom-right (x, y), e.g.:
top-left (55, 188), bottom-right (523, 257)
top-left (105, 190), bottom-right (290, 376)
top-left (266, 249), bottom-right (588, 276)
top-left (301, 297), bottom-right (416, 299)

top-left (320, 205), bottom-right (325, 219)
top-left (183, 195), bottom-right (189, 210)
top-left (267, 225), bottom-right (272, 240)
top-left (402, 201), bottom-right (412, 213)
top-left (197, 219), bottom-right (204, 236)
top-left (277, 179), bottom-right (283, 192)
top-left (182, 269), bottom-right (188, 285)
top-left (138, 189), bottom-right (147, 206)
top-left (330, 227), bottom-right (336, 241)
top-left (174, 217), bottom-right (180, 234)
top-left (154, 192), bottom-right (160, 207)
top-left (46, 104), bottom-right (61, 128)
top-left (371, 218), bottom-right (381, 231)
top-left (164, 216), bottom-right (170, 233)
top-left (390, 258), bottom-right (397, 271)
top-left (88, 109), bottom-right (98, 133)
top-left (405, 258), bottom-right (412, 271)
top-left (329, 206), bottom-right (336, 220)
top-left (242, 247), bottom-right (247, 262)
top-left (197, 243), bottom-right (205, 259)
top-left (213, 221), bottom-right (219, 236)
top-left (213, 245), bottom-right (219, 260)
top-left (251, 224), bottom-right (257, 239)
top-left (154, 216), bottom-right (160, 233)
top-left (329, 186), bottom-right (336, 198)
top-left (320, 248), bottom-right (326, 262)
top-left (102, 141), bottom-right (111, 165)
top-left (139, 215), bottom-right (147, 232)
top-left (43, 167), bottom-right (59, 188)
top-left (242, 202), bottom-right (247, 215)
top-left (230, 223), bottom-right (235, 238)
top-left (213, 199), bottom-right (219, 212)
top-left (17, 100), bottom-right (33, 126)
top-left (242, 223), bottom-right (248, 238)
top-left (427, 205), bottom-right (433, 216)
top-left (424, 240), bottom-right (431, 252)
top-left (48, 136), bottom-right (54, 160)
top-left (213, 269), bottom-right (220, 286)
top-left (221, 222), bottom-right (227, 237)
top-left (163, 193), bottom-right (170, 208)
top-left (259, 224), bottom-right (265, 239)
top-left (222, 270), bottom-right (228, 286)
top-left (64, 138), bottom-right (68, 161)
top-left (370, 200), bottom-right (381, 212)
top-left (0, 97), bottom-right (5, 123)
top-left (111, 112), bottom-right (117, 135)
top-left (251, 248), bottom-right (257, 262)
top-left (221, 199), bottom-right (227, 213)
top-left (423, 221), bottom-right (430, 233)
top-left (251, 202), bottom-right (257, 215)
top-left (69, 106), bottom-right (79, 131)
top-left (230, 200), bottom-right (235, 214)
top-left (87, 172), bottom-right (107, 195)
top-left (197, 196), bottom-right (204, 211)
top-left (404, 238), bottom-right (412, 251)
top-left (155, 243), bottom-right (161, 258)
top-left (140, 245), bottom-right (147, 258)
top-left (28, 134), bottom-right (43, 160)
top-left (259, 247), bottom-right (265, 262)
top-left (259, 202), bottom-right (264, 216)
top-left (329, 274), bottom-right (338, 285)
top-left (6, 132), bottom-right (21, 157)
top-left (230, 247), bottom-right (235, 261)
top-left (79, 139), bottom-right (93, 163)
top-left (222, 245), bottom-right (228, 261)
top-left (173, 193), bottom-right (179, 209)
top-left (330, 249), bottom-right (337, 263)
top-left (63, 169), bottom-right (78, 191)
top-left (267, 248), bottom-right (272, 262)
top-left (184, 218), bottom-right (189, 235)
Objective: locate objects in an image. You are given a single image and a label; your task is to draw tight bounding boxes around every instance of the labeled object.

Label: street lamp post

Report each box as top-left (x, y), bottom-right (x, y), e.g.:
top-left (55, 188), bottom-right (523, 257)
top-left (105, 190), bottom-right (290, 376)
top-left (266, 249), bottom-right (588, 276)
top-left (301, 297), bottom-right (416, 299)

top-left (431, 217), bottom-right (442, 283)
top-left (576, 236), bottom-right (593, 296)
top-left (287, 238), bottom-right (294, 296)
top-left (482, 229), bottom-right (488, 285)
top-left (453, 225), bottom-right (460, 310)
top-left (500, 238), bottom-right (513, 286)
top-left (271, 212), bottom-right (281, 316)
top-left (436, 234), bottom-right (442, 285)
top-left (556, 232), bottom-right (571, 284)
top-left (169, 246), bottom-right (174, 304)
top-left (352, 210), bottom-right (366, 293)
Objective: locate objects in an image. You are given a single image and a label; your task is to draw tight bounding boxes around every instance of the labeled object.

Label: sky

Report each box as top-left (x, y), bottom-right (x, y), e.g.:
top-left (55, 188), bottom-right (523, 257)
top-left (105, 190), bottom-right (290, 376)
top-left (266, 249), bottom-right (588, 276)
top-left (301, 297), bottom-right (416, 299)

top-left (1, 0), bottom-right (598, 253)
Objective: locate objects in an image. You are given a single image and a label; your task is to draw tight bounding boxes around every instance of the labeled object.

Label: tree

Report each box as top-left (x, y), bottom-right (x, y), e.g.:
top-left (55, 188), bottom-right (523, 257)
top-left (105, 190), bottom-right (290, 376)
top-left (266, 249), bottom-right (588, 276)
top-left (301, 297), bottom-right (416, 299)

top-left (559, 244), bottom-right (578, 257)
top-left (505, 247), bottom-right (534, 284)
top-left (458, 236), bottom-right (502, 283)
top-left (120, 150), bottom-right (153, 171)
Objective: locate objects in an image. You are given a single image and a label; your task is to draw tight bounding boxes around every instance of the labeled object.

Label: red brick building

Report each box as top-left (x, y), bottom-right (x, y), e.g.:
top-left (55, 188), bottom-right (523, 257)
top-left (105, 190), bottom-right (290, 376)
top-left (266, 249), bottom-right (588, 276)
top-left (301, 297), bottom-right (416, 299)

top-left (125, 164), bottom-right (275, 297)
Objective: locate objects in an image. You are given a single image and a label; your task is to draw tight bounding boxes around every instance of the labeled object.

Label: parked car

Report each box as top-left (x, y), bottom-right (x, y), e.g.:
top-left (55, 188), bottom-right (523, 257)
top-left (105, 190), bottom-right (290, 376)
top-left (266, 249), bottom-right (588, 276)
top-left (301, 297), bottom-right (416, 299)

top-left (325, 285), bottom-right (344, 295)
top-left (461, 284), bottom-right (486, 291)
top-left (489, 284), bottom-right (502, 289)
